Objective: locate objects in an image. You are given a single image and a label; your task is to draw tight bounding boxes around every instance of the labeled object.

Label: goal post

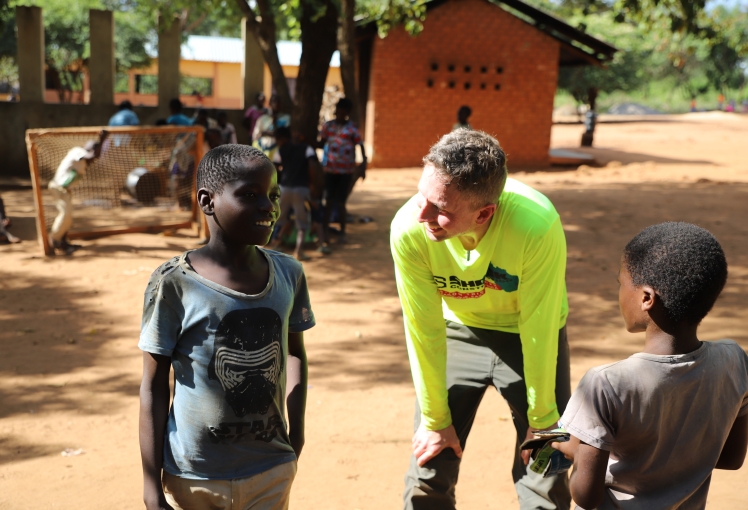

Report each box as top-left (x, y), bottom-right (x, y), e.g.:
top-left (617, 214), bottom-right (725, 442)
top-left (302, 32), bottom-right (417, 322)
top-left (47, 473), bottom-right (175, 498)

top-left (25, 125), bottom-right (205, 256)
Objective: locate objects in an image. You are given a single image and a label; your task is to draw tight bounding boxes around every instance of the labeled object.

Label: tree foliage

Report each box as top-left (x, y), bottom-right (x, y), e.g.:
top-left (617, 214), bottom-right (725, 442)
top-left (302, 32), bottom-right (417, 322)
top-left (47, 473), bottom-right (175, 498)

top-left (356, 0), bottom-right (428, 37)
top-left (539, 0), bottom-right (748, 108)
top-left (0, 0), bottom-right (154, 99)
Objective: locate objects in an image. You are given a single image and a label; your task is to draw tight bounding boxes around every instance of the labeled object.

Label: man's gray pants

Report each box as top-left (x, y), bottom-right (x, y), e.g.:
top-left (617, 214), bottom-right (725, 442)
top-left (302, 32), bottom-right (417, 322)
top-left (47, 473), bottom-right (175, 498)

top-left (403, 321), bottom-right (572, 510)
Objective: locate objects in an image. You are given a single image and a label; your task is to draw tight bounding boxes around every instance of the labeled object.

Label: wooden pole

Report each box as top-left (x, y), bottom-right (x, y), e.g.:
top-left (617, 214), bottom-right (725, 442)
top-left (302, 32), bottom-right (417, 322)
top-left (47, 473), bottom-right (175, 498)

top-left (26, 126), bottom-right (205, 136)
top-left (25, 133), bottom-right (52, 256)
top-left (66, 221), bottom-right (194, 240)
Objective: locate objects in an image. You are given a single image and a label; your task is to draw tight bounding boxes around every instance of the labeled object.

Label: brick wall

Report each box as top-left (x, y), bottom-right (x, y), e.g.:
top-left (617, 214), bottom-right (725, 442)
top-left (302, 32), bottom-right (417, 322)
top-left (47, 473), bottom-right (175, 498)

top-left (367, 0), bottom-right (559, 168)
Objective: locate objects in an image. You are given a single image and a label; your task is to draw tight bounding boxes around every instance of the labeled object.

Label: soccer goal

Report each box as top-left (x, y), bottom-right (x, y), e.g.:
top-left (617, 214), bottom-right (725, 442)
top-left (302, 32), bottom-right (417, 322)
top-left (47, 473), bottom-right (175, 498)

top-left (25, 126), bottom-right (205, 256)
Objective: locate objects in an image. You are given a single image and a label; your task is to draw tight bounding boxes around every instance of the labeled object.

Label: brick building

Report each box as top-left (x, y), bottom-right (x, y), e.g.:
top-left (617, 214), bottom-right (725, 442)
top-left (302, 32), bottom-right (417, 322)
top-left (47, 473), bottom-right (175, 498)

top-left (356, 0), bottom-right (616, 168)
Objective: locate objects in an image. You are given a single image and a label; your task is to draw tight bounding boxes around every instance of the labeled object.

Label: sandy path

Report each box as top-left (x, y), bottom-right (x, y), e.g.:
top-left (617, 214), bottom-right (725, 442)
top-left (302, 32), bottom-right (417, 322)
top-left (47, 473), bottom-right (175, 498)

top-left (1, 113), bottom-right (747, 509)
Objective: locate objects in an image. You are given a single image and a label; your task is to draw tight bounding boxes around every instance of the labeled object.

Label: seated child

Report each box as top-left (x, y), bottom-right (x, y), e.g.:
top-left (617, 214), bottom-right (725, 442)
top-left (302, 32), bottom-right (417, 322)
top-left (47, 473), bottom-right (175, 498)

top-left (139, 144), bottom-right (314, 510)
top-left (552, 222), bottom-right (748, 509)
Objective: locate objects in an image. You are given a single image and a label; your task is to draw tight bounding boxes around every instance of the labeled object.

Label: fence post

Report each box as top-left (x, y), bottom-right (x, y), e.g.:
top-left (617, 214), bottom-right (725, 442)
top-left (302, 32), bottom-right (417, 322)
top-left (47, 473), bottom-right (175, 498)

top-left (16, 6), bottom-right (45, 103)
top-left (89, 9), bottom-right (115, 106)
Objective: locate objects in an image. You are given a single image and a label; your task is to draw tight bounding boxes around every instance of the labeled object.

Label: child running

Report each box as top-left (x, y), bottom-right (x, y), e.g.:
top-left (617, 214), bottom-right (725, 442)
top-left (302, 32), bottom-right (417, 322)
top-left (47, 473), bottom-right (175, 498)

top-left (552, 222), bottom-right (748, 509)
top-left (139, 144), bottom-right (314, 510)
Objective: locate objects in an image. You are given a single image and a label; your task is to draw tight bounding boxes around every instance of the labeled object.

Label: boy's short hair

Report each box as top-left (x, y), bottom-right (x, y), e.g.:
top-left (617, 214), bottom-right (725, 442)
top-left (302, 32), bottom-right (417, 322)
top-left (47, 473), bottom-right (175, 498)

top-left (424, 129), bottom-right (508, 207)
top-left (275, 127), bottom-right (291, 140)
top-left (197, 144), bottom-right (271, 194)
top-left (169, 98), bottom-right (183, 111)
top-left (336, 97), bottom-right (353, 111)
top-left (623, 222), bottom-right (728, 324)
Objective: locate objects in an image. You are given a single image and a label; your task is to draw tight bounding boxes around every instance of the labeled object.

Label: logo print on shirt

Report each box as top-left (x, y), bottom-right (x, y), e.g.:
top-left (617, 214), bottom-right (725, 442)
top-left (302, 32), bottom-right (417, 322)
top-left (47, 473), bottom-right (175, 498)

top-left (433, 263), bottom-right (519, 299)
top-left (485, 263), bottom-right (519, 292)
top-left (208, 308), bottom-right (283, 417)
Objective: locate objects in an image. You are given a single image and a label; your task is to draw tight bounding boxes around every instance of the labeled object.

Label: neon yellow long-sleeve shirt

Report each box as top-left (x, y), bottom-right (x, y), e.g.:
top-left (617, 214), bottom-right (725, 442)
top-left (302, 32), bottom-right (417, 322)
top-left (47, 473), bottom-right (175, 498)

top-left (390, 178), bottom-right (568, 431)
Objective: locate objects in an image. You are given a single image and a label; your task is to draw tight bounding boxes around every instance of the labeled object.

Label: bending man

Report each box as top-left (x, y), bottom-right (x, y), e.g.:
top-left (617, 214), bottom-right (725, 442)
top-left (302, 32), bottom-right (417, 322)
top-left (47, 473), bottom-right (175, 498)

top-left (391, 130), bottom-right (571, 509)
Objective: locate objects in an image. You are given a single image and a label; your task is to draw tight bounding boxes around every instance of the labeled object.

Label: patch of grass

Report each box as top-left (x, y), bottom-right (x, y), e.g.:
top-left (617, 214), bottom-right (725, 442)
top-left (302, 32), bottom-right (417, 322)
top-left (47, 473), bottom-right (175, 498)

top-left (555, 78), bottom-right (747, 114)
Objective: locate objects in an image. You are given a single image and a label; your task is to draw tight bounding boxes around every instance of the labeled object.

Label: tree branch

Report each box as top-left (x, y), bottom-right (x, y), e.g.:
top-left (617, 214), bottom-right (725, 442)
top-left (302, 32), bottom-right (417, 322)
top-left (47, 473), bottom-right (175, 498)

top-left (337, 0), bottom-right (362, 127)
top-left (184, 12), bottom-right (208, 33)
top-left (233, 0), bottom-right (293, 113)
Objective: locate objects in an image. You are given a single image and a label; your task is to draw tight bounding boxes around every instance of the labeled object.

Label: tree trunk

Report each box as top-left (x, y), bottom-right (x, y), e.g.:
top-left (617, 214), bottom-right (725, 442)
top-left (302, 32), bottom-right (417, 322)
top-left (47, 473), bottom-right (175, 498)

top-left (293, 0), bottom-right (339, 144)
top-left (337, 0), bottom-right (362, 127)
top-left (588, 87), bottom-right (598, 112)
top-left (234, 0), bottom-right (292, 113)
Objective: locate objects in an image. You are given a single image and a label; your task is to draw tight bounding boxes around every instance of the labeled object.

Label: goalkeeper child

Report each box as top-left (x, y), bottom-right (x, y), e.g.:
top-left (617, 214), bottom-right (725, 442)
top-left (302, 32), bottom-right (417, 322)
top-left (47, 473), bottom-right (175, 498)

top-left (47, 130), bottom-right (108, 255)
top-left (552, 222), bottom-right (748, 509)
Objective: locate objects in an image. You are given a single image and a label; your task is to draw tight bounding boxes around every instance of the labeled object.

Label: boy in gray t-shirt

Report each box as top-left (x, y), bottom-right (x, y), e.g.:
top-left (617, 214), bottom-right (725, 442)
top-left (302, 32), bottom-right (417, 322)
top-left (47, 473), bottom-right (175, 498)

top-left (552, 222), bottom-right (748, 510)
top-left (139, 145), bottom-right (314, 510)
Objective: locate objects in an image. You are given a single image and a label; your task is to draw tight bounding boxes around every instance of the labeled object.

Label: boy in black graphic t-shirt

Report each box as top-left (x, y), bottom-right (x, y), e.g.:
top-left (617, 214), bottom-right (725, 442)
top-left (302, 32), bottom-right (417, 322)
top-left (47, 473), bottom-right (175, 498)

top-left (139, 145), bottom-right (315, 510)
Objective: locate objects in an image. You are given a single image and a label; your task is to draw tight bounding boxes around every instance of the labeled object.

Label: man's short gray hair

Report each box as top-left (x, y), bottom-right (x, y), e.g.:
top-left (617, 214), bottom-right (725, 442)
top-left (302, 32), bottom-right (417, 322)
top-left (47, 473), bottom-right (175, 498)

top-left (424, 130), bottom-right (508, 207)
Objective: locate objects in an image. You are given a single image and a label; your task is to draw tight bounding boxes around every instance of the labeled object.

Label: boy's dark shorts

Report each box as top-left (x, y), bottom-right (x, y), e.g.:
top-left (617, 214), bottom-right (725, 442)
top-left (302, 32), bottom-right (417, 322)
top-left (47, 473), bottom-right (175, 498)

top-left (324, 172), bottom-right (352, 204)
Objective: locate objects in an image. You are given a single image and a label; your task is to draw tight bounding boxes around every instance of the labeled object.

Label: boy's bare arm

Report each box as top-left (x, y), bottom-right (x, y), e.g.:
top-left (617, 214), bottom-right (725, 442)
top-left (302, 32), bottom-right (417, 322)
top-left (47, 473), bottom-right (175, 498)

top-left (139, 352), bottom-right (174, 510)
top-left (716, 413), bottom-right (748, 470)
top-left (553, 436), bottom-right (609, 509)
top-left (286, 332), bottom-right (308, 459)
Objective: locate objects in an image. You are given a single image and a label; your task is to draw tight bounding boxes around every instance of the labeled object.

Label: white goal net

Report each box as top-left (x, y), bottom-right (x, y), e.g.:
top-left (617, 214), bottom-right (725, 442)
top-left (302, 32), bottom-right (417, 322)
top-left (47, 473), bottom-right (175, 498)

top-left (25, 126), bottom-right (204, 255)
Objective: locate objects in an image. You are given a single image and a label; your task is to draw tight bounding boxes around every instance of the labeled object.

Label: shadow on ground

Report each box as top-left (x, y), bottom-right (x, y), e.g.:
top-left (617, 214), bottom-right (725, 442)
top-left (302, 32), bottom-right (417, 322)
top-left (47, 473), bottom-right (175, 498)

top-left (290, 177), bottom-right (748, 393)
top-left (2, 176), bottom-right (747, 465)
top-left (0, 272), bottom-right (139, 416)
top-left (545, 181), bottom-right (748, 356)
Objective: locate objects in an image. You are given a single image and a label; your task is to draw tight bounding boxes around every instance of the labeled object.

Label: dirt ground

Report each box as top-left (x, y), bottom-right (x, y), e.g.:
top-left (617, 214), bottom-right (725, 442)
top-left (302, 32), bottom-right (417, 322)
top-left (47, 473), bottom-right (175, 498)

top-left (1, 112), bottom-right (747, 509)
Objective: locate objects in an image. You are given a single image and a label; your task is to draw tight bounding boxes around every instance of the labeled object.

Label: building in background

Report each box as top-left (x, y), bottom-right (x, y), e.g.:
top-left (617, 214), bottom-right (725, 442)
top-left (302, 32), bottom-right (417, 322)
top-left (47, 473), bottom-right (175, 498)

top-left (356, 0), bottom-right (616, 168)
top-left (43, 37), bottom-right (342, 109)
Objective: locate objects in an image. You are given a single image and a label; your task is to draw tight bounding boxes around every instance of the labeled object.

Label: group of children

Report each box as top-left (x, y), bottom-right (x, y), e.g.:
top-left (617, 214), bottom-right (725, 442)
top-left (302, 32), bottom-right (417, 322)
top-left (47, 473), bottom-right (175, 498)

top-left (163, 99), bottom-right (238, 150)
top-left (138, 130), bottom-right (747, 509)
top-left (47, 97), bottom-right (364, 261)
top-left (262, 97), bottom-right (366, 259)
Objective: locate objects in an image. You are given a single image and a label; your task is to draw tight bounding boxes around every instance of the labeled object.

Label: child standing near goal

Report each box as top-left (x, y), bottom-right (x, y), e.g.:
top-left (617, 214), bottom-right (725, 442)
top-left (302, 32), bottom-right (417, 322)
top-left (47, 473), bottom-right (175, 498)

top-left (139, 144), bottom-right (314, 510)
top-left (47, 130), bottom-right (107, 255)
top-left (552, 222), bottom-right (748, 509)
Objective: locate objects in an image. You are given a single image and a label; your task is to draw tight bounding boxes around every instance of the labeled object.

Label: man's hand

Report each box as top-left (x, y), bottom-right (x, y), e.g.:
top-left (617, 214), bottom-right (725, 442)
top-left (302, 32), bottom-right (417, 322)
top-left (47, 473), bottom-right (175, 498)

top-left (412, 423), bottom-right (463, 467)
top-left (520, 423), bottom-right (559, 465)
